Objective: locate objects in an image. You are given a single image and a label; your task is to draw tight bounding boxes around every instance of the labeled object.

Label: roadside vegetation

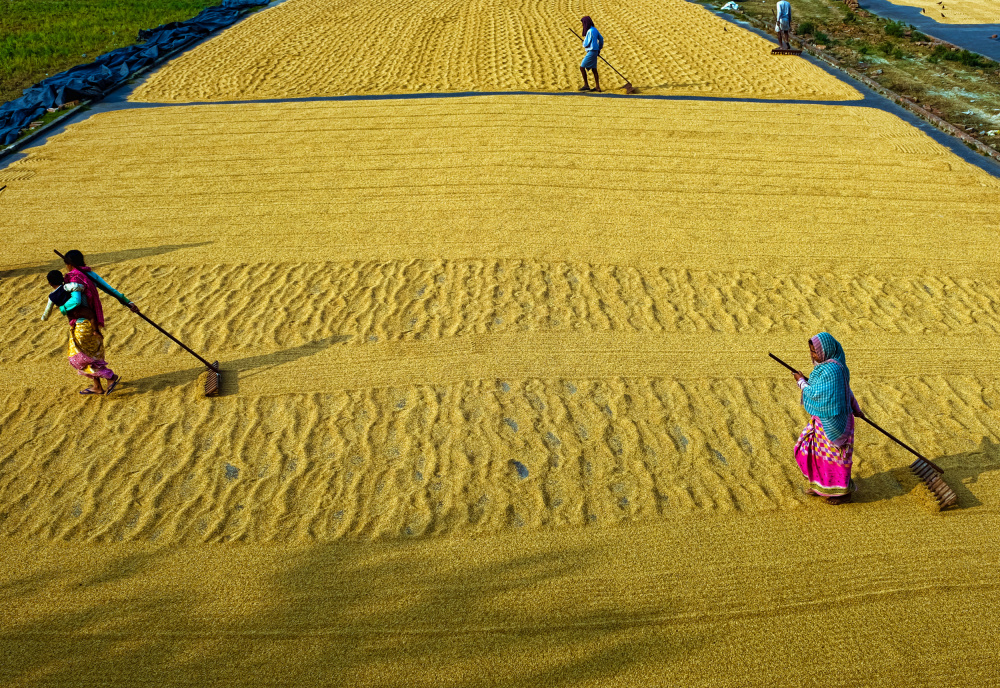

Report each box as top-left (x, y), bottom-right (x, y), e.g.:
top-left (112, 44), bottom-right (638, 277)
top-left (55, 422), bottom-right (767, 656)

top-left (1, 0), bottom-right (217, 104)
top-left (710, 0), bottom-right (1000, 150)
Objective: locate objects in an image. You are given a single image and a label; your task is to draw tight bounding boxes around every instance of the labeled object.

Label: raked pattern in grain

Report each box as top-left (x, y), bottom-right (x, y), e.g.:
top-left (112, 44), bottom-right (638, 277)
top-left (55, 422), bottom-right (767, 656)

top-left (129, 0), bottom-right (860, 101)
top-left (884, 0), bottom-right (1000, 24)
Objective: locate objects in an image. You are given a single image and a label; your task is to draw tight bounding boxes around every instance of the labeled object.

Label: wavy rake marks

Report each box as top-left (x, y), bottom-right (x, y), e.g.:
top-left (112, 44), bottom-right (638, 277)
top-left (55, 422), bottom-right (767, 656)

top-left (129, 0), bottom-right (858, 101)
top-left (8, 260), bottom-right (1000, 365)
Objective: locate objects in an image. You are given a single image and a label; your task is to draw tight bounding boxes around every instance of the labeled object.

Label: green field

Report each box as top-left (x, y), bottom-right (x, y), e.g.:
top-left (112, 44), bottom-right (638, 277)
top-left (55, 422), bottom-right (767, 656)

top-left (0, 0), bottom-right (217, 104)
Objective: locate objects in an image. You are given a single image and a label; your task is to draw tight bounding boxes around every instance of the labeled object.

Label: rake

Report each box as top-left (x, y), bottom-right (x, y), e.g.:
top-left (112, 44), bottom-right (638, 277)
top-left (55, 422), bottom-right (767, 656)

top-left (54, 250), bottom-right (221, 396)
top-left (769, 352), bottom-right (957, 510)
top-left (566, 27), bottom-right (635, 94)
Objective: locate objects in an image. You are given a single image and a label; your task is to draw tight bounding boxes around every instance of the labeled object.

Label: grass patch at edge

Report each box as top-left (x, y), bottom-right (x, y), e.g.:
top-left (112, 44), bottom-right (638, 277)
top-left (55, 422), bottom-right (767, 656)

top-left (0, 0), bottom-right (218, 104)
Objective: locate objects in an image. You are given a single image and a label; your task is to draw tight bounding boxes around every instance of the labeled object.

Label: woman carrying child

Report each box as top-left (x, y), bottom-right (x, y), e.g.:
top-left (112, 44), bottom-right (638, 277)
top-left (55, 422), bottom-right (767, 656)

top-left (43, 250), bottom-right (139, 395)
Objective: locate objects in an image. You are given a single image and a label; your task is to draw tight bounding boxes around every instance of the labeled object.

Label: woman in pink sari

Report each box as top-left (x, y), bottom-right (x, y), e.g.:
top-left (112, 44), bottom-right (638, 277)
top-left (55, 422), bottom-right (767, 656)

top-left (791, 332), bottom-right (865, 505)
top-left (59, 249), bottom-right (140, 395)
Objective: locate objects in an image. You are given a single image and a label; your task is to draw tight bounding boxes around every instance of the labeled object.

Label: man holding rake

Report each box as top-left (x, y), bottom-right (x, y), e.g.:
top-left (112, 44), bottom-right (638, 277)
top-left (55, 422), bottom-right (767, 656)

top-left (775, 0), bottom-right (792, 50)
top-left (578, 16), bottom-right (604, 92)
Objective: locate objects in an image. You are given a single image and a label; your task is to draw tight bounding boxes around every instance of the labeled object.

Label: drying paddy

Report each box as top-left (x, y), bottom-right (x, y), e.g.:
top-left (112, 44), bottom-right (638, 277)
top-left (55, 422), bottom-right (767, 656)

top-left (3, 97), bottom-right (994, 274)
top-left (884, 0), bottom-right (1000, 24)
top-left (128, 0), bottom-right (860, 101)
top-left (4, 508), bottom-right (999, 685)
top-left (2, 57), bottom-right (999, 688)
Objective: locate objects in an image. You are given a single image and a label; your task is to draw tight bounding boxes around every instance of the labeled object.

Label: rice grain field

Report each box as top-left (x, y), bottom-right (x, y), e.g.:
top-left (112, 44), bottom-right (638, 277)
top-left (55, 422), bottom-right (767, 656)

top-left (3, 99), bottom-right (999, 544)
top-left (128, 0), bottom-right (861, 101)
top-left (3, 508), bottom-right (999, 686)
top-left (884, 0), bottom-right (1000, 24)
top-left (2, 26), bottom-right (1000, 688)
top-left (2, 98), bottom-right (992, 275)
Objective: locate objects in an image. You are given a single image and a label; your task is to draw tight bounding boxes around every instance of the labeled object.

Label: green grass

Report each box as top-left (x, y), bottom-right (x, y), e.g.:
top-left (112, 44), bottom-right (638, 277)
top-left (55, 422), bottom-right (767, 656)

top-left (705, 0), bottom-right (1000, 150)
top-left (1, 0), bottom-right (218, 104)
top-left (884, 20), bottom-right (906, 38)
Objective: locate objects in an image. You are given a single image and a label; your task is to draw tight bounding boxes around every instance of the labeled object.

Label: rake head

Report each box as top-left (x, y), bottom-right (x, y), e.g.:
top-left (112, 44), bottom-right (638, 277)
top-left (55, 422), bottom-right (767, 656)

top-left (910, 458), bottom-right (957, 510)
top-left (205, 361), bottom-right (221, 397)
top-left (771, 48), bottom-right (803, 55)
top-left (622, 81), bottom-right (635, 94)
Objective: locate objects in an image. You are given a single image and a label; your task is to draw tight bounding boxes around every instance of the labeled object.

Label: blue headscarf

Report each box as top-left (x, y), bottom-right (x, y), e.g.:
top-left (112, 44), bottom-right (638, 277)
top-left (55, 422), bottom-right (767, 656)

top-left (802, 332), bottom-right (853, 443)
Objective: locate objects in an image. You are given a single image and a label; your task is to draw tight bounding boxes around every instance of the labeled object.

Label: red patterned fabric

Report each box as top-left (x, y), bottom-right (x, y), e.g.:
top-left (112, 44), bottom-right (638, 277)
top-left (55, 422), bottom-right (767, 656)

top-left (794, 416), bottom-right (855, 497)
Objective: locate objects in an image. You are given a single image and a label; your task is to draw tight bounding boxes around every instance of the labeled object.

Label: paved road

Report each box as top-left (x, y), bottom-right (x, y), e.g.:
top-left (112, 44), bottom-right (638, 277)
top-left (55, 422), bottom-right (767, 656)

top-left (859, 0), bottom-right (1000, 61)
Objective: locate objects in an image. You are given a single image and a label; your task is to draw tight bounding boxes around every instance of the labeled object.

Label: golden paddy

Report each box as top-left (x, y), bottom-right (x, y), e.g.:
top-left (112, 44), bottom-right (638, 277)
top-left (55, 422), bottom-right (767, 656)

top-left (885, 0), bottom-right (1000, 24)
top-left (130, 0), bottom-right (860, 101)
top-left (1, 10), bottom-right (999, 687)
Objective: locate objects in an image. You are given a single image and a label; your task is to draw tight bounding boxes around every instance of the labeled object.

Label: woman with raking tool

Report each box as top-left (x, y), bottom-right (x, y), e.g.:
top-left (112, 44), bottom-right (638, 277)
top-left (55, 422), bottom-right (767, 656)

top-left (770, 347), bottom-right (957, 509)
top-left (48, 249), bottom-right (139, 395)
top-left (788, 332), bottom-right (865, 504)
top-left (50, 248), bottom-right (222, 397)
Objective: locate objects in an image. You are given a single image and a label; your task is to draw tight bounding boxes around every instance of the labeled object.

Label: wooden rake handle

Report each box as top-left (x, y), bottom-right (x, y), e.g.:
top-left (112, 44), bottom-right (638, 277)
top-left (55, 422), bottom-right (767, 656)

top-left (133, 310), bottom-right (220, 373)
top-left (768, 352), bottom-right (944, 473)
top-left (53, 249), bottom-right (219, 373)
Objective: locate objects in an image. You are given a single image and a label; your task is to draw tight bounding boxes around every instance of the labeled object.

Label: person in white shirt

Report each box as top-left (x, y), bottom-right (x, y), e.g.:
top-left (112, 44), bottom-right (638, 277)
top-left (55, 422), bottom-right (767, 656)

top-left (775, 0), bottom-right (792, 50)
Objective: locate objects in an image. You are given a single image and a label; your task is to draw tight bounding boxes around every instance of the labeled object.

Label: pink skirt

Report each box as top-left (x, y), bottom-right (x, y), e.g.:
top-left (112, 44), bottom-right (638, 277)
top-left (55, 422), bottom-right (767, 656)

top-left (68, 319), bottom-right (115, 380)
top-left (794, 416), bottom-right (855, 497)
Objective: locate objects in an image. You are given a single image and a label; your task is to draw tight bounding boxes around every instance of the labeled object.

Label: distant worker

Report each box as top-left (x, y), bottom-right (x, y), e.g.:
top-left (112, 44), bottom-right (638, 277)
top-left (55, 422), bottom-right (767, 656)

top-left (790, 333), bottom-right (865, 505)
top-left (579, 16), bottom-right (604, 92)
top-left (775, 0), bottom-right (792, 50)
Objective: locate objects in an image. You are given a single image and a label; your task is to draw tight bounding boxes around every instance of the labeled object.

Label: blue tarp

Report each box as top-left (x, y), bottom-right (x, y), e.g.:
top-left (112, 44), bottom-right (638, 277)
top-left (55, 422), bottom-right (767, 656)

top-left (0, 0), bottom-right (268, 146)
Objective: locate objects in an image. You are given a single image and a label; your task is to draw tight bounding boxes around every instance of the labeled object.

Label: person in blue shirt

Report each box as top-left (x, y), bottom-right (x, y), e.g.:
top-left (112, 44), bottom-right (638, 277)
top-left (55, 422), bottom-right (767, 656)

top-left (579, 16), bottom-right (604, 92)
top-left (775, 0), bottom-right (792, 50)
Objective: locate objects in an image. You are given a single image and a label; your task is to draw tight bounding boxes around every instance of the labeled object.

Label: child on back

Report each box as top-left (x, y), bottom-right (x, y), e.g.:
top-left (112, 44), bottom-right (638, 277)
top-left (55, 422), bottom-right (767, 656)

top-left (41, 270), bottom-right (96, 326)
top-left (42, 268), bottom-right (118, 395)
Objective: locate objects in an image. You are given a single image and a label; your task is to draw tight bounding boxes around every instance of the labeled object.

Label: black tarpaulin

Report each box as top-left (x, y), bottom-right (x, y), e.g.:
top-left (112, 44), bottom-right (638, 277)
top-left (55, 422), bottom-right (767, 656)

top-left (0, 0), bottom-right (268, 146)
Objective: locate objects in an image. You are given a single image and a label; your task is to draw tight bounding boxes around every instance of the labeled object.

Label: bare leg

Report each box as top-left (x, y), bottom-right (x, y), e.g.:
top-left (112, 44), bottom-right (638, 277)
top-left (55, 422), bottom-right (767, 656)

top-left (779, 30), bottom-right (790, 49)
top-left (579, 66), bottom-right (590, 90)
top-left (591, 66), bottom-right (601, 92)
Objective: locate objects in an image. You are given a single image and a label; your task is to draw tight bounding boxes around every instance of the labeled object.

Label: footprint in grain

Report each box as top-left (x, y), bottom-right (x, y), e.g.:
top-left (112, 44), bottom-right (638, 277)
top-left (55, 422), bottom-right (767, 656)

top-left (509, 461), bottom-right (529, 479)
